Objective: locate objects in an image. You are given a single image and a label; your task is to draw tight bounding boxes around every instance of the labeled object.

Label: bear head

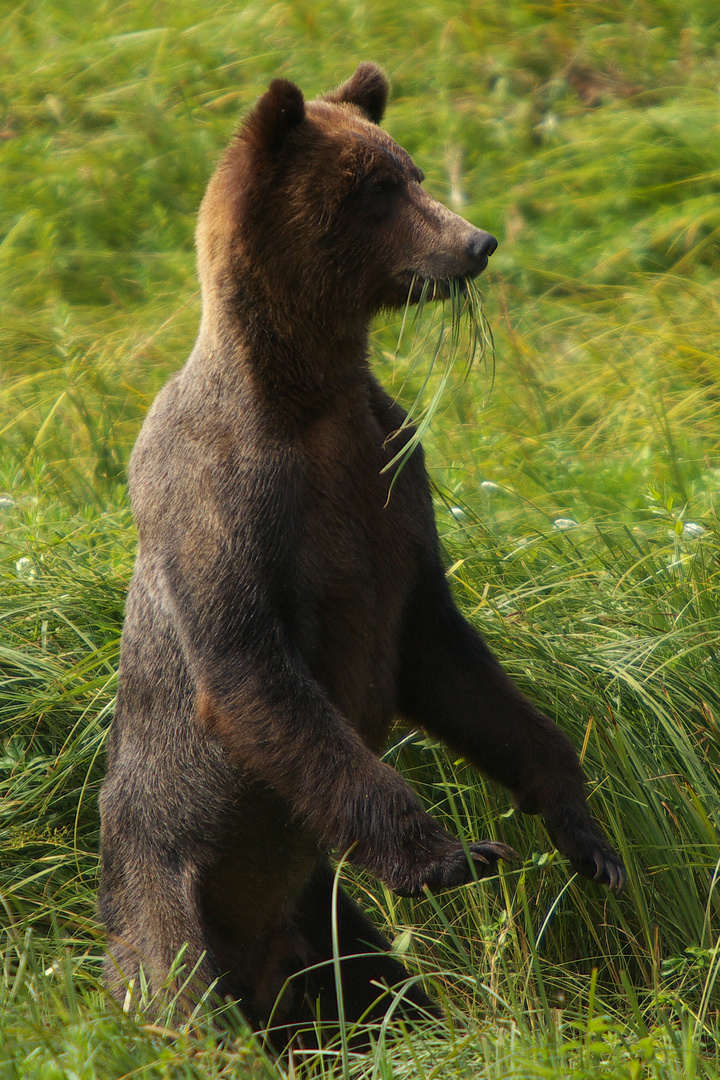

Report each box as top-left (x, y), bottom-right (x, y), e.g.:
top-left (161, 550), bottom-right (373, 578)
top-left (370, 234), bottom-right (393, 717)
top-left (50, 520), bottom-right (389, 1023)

top-left (196, 63), bottom-right (497, 340)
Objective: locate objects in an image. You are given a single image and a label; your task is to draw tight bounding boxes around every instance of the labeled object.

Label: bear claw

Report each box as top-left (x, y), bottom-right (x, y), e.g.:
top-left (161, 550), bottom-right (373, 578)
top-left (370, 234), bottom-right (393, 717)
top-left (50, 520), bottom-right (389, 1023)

top-left (469, 840), bottom-right (520, 867)
top-left (592, 850), bottom-right (625, 895)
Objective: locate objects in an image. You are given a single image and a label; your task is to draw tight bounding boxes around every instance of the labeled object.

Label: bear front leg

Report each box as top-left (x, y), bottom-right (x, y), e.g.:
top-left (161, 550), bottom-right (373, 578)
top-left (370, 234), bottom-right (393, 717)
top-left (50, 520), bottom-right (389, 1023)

top-left (151, 521), bottom-right (515, 902)
top-left (396, 562), bottom-right (625, 894)
top-left (195, 646), bottom-right (516, 898)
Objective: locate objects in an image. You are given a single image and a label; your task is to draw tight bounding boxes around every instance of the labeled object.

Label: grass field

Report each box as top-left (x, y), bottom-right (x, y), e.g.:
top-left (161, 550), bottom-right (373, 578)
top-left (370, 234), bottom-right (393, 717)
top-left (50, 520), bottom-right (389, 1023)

top-left (2, 0), bottom-right (720, 1075)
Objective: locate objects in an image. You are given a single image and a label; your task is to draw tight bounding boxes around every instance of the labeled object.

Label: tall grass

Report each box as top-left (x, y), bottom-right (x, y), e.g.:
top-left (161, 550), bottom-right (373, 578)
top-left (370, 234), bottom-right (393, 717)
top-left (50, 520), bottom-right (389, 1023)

top-left (2, 0), bottom-right (720, 1075)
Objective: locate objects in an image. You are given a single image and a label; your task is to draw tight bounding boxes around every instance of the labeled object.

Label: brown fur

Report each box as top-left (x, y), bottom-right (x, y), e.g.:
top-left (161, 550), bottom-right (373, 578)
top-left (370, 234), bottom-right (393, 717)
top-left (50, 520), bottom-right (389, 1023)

top-left (99, 63), bottom-right (623, 1048)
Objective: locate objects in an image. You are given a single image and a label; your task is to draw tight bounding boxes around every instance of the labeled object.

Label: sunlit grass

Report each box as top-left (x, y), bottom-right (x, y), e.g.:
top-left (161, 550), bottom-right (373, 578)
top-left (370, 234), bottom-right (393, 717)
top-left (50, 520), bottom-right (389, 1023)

top-left (382, 276), bottom-right (495, 492)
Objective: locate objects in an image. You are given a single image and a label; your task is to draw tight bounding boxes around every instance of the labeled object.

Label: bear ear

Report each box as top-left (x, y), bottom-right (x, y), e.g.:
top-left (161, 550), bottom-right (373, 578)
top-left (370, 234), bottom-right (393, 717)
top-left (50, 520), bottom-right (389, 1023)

top-left (242, 78), bottom-right (305, 152)
top-left (325, 62), bottom-right (389, 124)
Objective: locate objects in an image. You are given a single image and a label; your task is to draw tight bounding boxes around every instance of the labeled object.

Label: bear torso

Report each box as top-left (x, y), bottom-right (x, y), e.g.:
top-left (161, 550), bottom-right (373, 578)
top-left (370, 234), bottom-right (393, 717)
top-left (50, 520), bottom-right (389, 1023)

top-left (117, 346), bottom-right (435, 766)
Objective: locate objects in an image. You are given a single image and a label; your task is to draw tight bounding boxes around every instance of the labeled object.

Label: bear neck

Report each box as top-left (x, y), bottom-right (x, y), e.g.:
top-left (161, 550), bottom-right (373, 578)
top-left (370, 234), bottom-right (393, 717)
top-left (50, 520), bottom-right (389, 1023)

top-left (196, 290), bottom-right (373, 423)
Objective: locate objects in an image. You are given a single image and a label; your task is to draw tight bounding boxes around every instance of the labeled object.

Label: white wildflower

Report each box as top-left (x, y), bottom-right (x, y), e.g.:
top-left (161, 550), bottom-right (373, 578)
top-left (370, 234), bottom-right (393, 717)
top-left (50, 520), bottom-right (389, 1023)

top-left (15, 557), bottom-right (37, 582)
top-left (553, 518), bottom-right (579, 530)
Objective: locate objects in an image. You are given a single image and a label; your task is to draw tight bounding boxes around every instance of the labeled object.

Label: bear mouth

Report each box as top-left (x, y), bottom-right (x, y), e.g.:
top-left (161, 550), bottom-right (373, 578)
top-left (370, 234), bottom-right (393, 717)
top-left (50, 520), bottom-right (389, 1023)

top-left (404, 266), bottom-right (487, 305)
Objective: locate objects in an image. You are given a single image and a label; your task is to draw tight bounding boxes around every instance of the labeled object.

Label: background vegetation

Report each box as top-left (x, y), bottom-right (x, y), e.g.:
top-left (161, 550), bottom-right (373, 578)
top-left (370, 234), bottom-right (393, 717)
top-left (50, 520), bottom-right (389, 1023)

top-left (2, 0), bottom-right (720, 1075)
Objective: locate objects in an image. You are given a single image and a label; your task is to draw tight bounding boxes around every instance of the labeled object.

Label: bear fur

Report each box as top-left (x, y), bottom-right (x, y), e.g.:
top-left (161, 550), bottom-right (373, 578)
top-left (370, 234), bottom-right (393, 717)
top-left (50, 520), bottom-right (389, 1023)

top-left (99, 63), bottom-right (624, 1045)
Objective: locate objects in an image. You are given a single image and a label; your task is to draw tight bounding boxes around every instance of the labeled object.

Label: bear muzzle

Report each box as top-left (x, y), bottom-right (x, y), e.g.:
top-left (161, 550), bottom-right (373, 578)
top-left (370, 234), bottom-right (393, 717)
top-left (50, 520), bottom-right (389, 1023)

top-left (402, 226), bottom-right (498, 302)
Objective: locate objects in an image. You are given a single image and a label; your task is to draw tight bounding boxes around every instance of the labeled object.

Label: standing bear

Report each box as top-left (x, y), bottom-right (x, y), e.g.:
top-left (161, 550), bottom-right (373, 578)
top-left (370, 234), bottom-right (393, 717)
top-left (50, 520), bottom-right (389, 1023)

top-left (99, 63), bottom-right (624, 1041)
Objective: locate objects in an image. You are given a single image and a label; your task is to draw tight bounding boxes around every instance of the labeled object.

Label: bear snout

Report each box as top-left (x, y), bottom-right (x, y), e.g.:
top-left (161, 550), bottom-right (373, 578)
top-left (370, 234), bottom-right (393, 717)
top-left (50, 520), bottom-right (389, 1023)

top-left (402, 219), bottom-right (498, 297)
top-left (467, 229), bottom-right (498, 276)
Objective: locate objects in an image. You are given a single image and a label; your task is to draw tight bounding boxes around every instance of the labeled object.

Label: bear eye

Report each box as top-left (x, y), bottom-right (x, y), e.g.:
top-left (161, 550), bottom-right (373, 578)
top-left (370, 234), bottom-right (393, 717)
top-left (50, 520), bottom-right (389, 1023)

top-left (365, 174), bottom-right (397, 195)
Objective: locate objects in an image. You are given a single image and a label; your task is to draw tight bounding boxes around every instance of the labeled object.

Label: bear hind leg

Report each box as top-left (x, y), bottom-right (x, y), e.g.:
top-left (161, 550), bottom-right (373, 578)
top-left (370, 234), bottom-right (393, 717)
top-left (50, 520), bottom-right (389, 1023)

top-left (292, 862), bottom-right (441, 1034)
top-left (100, 853), bottom-right (228, 1018)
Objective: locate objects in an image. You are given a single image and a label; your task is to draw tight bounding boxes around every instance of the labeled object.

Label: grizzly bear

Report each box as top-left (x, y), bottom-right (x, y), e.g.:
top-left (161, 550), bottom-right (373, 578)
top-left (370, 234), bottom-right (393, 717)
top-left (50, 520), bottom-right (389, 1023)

top-left (99, 63), bottom-right (624, 1045)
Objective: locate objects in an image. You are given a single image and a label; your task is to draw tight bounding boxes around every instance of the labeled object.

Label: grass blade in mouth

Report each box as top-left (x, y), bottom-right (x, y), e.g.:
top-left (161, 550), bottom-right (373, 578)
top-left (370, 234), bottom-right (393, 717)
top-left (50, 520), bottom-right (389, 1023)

top-left (381, 275), bottom-right (495, 496)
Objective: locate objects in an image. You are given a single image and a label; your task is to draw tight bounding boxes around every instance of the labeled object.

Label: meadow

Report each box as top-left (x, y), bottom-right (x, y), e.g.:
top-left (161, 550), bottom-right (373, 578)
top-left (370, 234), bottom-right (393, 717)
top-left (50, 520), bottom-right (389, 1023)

top-left (2, 0), bottom-right (720, 1075)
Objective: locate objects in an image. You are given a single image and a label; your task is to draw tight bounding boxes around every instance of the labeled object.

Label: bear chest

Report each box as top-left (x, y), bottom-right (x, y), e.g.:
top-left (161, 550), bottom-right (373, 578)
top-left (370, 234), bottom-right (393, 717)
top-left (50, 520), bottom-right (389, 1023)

top-left (290, 416), bottom-right (431, 745)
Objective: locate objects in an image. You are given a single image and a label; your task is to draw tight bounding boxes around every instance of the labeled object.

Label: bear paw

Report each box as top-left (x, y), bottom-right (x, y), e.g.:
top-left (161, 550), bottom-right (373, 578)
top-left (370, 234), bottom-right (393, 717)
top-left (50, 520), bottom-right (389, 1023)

top-left (547, 812), bottom-right (626, 894)
top-left (392, 840), bottom-right (518, 898)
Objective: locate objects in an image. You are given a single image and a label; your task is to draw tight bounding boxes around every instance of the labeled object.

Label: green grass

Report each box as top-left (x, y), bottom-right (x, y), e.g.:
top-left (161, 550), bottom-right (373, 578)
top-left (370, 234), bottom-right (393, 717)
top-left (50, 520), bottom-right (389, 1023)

top-left (2, 0), bottom-right (720, 1075)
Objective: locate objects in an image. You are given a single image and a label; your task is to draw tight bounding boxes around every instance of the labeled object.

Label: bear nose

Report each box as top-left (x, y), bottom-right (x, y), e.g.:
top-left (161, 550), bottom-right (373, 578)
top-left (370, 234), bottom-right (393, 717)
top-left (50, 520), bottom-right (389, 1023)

top-left (469, 231), bottom-right (498, 261)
